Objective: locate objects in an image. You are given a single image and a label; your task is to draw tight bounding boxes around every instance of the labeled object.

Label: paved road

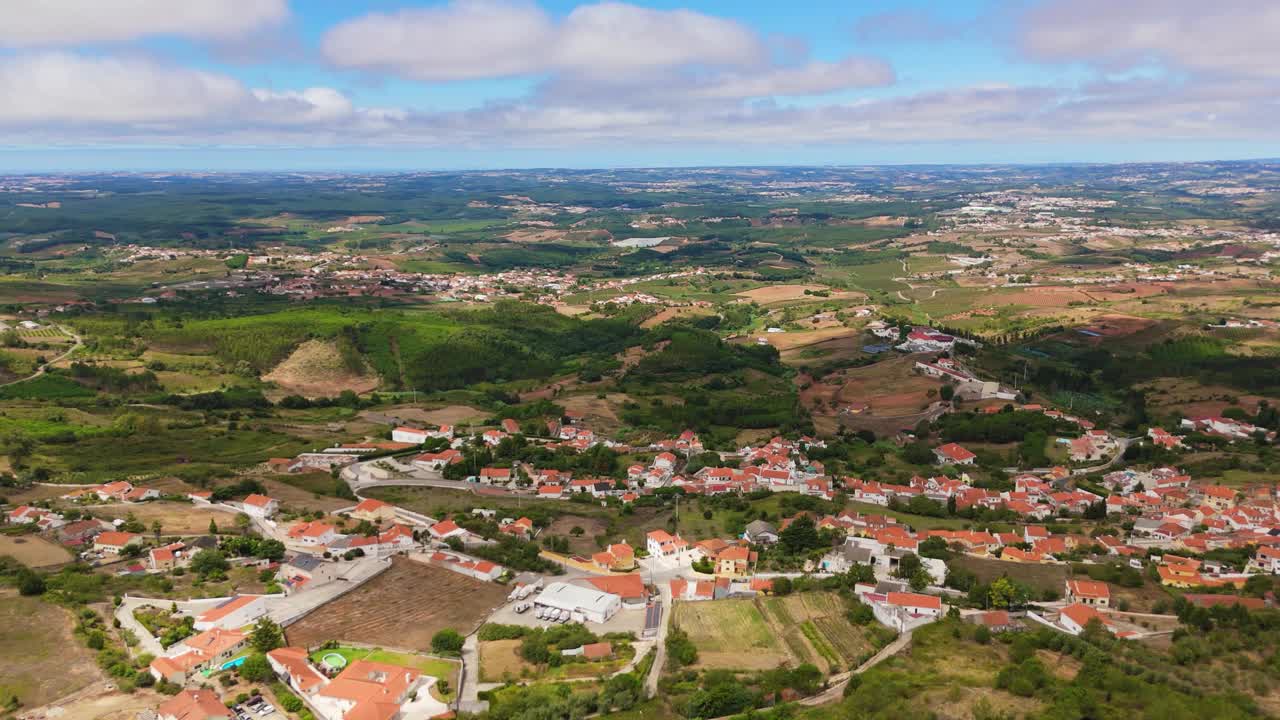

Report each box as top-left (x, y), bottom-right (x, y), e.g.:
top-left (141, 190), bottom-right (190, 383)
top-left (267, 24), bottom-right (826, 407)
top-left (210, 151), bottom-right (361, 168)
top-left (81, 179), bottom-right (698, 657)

top-left (0, 324), bottom-right (82, 387)
top-left (1004, 437), bottom-right (1136, 476)
top-left (115, 595), bottom-right (228, 657)
top-left (644, 587), bottom-right (671, 698)
top-left (458, 634), bottom-right (486, 714)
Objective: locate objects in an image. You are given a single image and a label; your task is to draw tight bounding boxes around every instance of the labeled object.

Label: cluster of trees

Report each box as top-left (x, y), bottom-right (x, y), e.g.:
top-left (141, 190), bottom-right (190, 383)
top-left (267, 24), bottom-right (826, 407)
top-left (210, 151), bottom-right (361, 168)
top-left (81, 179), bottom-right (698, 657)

top-left (219, 535), bottom-right (286, 562)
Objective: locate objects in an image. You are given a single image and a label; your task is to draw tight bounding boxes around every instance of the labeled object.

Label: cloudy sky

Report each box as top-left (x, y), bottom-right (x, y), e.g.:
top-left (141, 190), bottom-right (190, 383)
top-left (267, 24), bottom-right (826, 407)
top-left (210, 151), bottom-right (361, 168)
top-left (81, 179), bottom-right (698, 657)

top-left (2, 0), bottom-right (1279, 170)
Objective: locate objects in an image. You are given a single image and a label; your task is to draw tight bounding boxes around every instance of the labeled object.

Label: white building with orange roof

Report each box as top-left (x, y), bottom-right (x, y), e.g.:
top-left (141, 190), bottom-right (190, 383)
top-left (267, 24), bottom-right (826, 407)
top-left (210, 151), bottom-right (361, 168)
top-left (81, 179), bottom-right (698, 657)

top-left (287, 520), bottom-right (340, 547)
top-left (195, 594), bottom-right (269, 631)
top-left (268, 647), bottom-right (447, 720)
top-left (149, 627), bottom-right (248, 684)
top-left (1064, 579), bottom-right (1111, 608)
top-left (645, 529), bottom-right (688, 558)
top-left (239, 493), bottom-right (279, 518)
top-left (350, 498), bottom-right (397, 524)
top-left (156, 689), bottom-right (230, 720)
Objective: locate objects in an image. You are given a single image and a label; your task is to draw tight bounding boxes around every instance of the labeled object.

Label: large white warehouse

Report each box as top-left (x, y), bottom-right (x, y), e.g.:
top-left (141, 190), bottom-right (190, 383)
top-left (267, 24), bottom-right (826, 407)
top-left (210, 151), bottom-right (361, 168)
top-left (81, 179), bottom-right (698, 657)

top-left (534, 581), bottom-right (622, 624)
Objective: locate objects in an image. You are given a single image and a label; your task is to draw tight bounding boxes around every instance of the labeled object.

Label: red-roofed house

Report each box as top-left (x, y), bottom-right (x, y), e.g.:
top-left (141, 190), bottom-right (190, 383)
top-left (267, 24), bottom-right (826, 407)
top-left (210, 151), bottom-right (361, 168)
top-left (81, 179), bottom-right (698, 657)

top-left (933, 443), bottom-right (976, 465)
top-left (1058, 603), bottom-right (1114, 636)
top-left (93, 531), bottom-right (141, 554)
top-left (429, 520), bottom-right (467, 541)
top-left (156, 689), bottom-right (230, 720)
top-left (591, 542), bottom-right (636, 572)
top-left (150, 627), bottom-right (248, 684)
top-left (350, 498), bottom-right (397, 523)
top-left (411, 449), bottom-right (464, 471)
top-left (195, 594), bottom-right (268, 631)
top-left (286, 521), bottom-right (338, 547)
top-left (1065, 579), bottom-right (1111, 608)
top-left (646, 530), bottom-right (688, 558)
top-left (240, 494), bottom-right (278, 518)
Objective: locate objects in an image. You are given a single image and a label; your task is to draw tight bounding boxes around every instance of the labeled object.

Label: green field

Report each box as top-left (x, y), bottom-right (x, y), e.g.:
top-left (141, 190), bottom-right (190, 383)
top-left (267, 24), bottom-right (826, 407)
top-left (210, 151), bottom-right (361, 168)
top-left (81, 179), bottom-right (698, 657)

top-left (673, 592), bottom-right (888, 673)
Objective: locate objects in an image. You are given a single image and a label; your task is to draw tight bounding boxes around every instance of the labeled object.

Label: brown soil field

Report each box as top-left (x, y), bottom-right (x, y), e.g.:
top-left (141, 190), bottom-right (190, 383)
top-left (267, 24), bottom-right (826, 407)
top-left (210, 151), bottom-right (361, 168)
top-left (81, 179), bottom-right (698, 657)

top-left (503, 228), bottom-right (568, 243)
top-left (22, 682), bottom-right (160, 720)
top-left (285, 557), bottom-right (508, 650)
top-left (545, 516), bottom-right (609, 556)
top-left (559, 393), bottom-right (630, 425)
top-left (639, 306), bottom-right (713, 328)
top-left (2, 484), bottom-right (76, 505)
top-left (0, 592), bottom-right (101, 709)
top-left (479, 639), bottom-right (532, 681)
top-left (90, 501), bottom-right (233, 536)
top-left (360, 405), bottom-right (486, 427)
top-left (735, 284), bottom-right (865, 305)
top-left (263, 339), bottom-right (380, 398)
top-left (554, 304), bottom-right (592, 317)
top-left (256, 478), bottom-right (353, 513)
top-left (991, 286), bottom-right (1096, 308)
top-left (0, 534), bottom-right (73, 567)
top-left (829, 355), bottom-right (943, 416)
top-left (950, 555), bottom-right (1068, 594)
top-left (758, 327), bottom-right (855, 352)
top-left (1141, 377), bottom-right (1274, 419)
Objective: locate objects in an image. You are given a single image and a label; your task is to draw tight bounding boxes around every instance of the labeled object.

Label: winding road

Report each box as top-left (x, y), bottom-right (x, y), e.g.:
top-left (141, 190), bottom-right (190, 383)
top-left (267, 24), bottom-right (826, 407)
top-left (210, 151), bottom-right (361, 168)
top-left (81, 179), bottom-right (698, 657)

top-left (0, 324), bottom-right (82, 387)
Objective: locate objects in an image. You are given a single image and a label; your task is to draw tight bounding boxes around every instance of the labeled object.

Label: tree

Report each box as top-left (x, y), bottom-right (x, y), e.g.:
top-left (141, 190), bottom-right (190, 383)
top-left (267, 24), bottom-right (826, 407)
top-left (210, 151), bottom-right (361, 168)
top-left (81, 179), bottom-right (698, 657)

top-left (780, 515), bottom-right (821, 554)
top-left (239, 653), bottom-right (273, 682)
top-left (189, 549), bottom-right (229, 578)
top-left (235, 512), bottom-right (252, 535)
top-left (431, 629), bottom-right (465, 655)
top-left (152, 520), bottom-right (163, 541)
top-left (17, 570), bottom-right (45, 596)
top-left (208, 518), bottom-right (219, 535)
top-left (894, 552), bottom-right (922, 580)
top-left (771, 577), bottom-right (793, 596)
top-left (988, 576), bottom-right (1030, 610)
top-left (249, 617), bottom-right (283, 653)
top-left (909, 567), bottom-right (932, 592)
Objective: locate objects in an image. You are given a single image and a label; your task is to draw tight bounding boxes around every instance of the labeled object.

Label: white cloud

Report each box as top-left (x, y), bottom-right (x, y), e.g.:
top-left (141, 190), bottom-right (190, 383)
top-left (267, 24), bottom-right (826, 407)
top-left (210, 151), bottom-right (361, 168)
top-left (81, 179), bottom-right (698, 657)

top-left (321, 0), bottom-right (766, 81)
top-left (0, 0), bottom-right (289, 47)
top-left (551, 2), bottom-right (764, 75)
top-left (0, 53), bottom-right (364, 133)
top-left (1020, 0), bottom-right (1280, 78)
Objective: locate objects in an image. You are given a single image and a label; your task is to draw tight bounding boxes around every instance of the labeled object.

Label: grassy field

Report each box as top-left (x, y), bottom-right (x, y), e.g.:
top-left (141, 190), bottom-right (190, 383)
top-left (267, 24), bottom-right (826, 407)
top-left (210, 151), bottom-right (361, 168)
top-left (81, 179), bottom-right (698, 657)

top-left (0, 592), bottom-right (101, 709)
top-left (673, 592), bottom-right (890, 673)
top-left (0, 533), bottom-right (74, 567)
top-left (90, 501), bottom-right (235, 536)
top-left (674, 598), bottom-right (790, 670)
top-left (760, 592), bottom-right (885, 673)
top-left (950, 555), bottom-right (1069, 595)
top-left (799, 619), bottom-right (1043, 720)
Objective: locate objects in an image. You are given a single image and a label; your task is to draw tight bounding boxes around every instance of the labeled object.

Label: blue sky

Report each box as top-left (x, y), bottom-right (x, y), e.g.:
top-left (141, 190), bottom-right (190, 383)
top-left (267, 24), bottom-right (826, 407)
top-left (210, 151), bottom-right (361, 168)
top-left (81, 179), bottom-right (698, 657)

top-left (0, 0), bottom-right (1277, 170)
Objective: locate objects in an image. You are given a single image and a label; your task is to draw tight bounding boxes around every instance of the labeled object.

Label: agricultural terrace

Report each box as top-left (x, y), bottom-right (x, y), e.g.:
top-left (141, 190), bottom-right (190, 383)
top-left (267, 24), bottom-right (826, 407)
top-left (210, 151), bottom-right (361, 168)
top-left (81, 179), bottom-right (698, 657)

top-left (285, 558), bottom-right (508, 651)
top-left (673, 592), bottom-right (891, 673)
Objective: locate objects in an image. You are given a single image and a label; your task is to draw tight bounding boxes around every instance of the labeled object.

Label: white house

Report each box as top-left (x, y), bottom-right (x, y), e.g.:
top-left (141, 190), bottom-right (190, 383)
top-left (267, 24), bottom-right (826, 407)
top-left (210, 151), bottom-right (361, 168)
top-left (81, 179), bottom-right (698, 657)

top-left (391, 426), bottom-right (429, 444)
top-left (195, 594), bottom-right (269, 631)
top-left (239, 494), bottom-right (278, 518)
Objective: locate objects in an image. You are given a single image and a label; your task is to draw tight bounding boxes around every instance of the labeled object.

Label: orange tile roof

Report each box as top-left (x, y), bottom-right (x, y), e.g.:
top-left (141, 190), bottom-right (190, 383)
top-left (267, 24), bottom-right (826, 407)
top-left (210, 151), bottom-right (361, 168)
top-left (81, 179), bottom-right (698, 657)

top-left (156, 688), bottom-right (227, 720)
top-left (197, 595), bottom-right (260, 624)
